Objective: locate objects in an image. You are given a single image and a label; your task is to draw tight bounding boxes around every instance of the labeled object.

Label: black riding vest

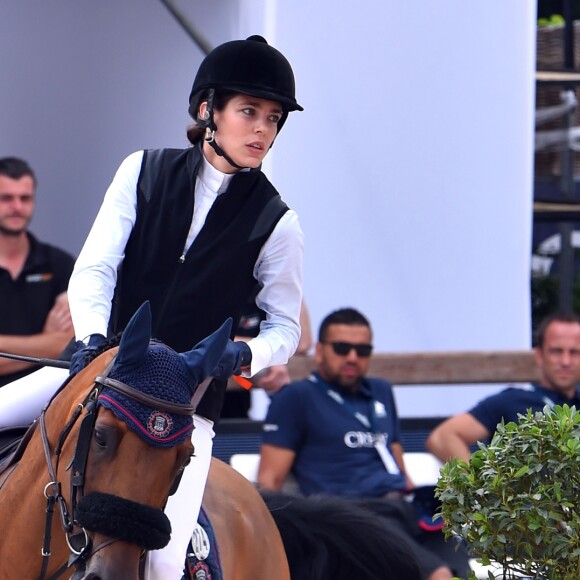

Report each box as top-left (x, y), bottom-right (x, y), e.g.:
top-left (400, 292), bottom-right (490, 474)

top-left (111, 146), bottom-right (289, 352)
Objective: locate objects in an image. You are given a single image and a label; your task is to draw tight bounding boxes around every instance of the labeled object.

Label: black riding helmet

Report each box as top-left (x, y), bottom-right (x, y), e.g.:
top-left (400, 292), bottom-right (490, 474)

top-left (188, 35), bottom-right (303, 169)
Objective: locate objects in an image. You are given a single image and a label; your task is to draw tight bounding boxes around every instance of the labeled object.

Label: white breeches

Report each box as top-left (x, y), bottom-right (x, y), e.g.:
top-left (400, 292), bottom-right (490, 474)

top-left (144, 414), bottom-right (215, 580)
top-left (0, 367), bottom-right (67, 427)
top-left (0, 368), bottom-right (215, 580)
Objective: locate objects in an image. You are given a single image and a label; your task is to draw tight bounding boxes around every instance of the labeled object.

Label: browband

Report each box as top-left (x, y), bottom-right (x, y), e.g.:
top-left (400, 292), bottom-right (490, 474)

top-left (95, 376), bottom-right (196, 417)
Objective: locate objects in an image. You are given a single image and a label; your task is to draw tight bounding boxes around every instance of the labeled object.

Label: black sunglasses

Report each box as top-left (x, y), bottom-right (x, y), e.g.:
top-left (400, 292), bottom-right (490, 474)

top-left (324, 341), bottom-right (373, 357)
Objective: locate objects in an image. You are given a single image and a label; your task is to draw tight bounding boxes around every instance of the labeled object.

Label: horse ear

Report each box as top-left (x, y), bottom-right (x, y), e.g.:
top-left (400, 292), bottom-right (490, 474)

top-left (115, 301), bottom-right (152, 371)
top-left (180, 318), bottom-right (233, 385)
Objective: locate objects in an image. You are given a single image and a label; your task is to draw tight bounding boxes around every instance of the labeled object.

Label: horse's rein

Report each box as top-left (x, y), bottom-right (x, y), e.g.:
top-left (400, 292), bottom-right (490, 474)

top-left (38, 383), bottom-right (100, 580)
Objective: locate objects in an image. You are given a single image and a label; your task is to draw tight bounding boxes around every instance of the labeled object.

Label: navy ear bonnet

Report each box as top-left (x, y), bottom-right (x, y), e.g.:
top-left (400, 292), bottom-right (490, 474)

top-left (94, 301), bottom-right (232, 448)
top-left (99, 342), bottom-right (195, 447)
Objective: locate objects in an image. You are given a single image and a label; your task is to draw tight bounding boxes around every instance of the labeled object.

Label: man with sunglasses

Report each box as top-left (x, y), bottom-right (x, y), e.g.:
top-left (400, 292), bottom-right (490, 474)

top-left (259, 308), bottom-right (470, 580)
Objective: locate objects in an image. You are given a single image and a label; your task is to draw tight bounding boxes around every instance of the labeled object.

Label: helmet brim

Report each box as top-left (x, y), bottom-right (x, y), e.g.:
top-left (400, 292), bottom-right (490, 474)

top-left (227, 85), bottom-right (303, 112)
top-left (192, 83), bottom-right (303, 113)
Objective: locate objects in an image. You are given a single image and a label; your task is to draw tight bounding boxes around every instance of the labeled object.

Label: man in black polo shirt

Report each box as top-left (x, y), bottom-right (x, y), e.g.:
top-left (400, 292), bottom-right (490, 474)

top-left (0, 157), bottom-right (75, 386)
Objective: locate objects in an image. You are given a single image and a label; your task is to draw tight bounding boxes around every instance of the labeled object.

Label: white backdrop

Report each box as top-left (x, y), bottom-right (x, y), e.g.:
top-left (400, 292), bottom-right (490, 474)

top-left (1, 1), bottom-right (537, 416)
top-left (263, 1), bottom-right (537, 416)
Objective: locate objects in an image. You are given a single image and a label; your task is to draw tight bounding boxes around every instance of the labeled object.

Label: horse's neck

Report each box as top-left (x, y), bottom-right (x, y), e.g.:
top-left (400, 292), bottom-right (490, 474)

top-left (0, 349), bottom-right (118, 573)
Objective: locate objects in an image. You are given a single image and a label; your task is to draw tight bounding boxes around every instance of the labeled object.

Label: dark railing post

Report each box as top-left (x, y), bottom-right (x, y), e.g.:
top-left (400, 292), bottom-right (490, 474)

top-left (557, 0), bottom-right (577, 312)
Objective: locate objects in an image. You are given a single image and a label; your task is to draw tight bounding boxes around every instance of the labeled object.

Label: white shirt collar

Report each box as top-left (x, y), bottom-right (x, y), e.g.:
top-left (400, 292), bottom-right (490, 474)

top-left (198, 154), bottom-right (235, 195)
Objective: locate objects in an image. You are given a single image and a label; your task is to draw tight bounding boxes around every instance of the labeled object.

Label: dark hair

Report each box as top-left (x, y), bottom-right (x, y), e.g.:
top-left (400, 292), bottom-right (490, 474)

top-left (318, 308), bottom-right (371, 342)
top-left (0, 157), bottom-right (36, 187)
top-left (261, 491), bottom-right (422, 580)
top-left (534, 311), bottom-right (580, 347)
top-left (186, 89), bottom-right (239, 145)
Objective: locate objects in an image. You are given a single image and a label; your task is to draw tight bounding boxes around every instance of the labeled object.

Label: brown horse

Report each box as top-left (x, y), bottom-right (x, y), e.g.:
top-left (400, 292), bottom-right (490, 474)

top-left (0, 303), bottom-right (289, 580)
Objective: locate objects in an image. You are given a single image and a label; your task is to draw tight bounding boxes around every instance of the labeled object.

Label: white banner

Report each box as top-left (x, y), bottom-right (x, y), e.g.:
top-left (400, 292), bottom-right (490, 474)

top-left (270, 0), bottom-right (536, 416)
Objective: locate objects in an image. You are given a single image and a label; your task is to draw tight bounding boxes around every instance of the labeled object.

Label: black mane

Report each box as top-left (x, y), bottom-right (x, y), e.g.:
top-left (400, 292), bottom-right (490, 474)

top-left (82, 334), bottom-right (122, 366)
top-left (261, 491), bottom-right (422, 580)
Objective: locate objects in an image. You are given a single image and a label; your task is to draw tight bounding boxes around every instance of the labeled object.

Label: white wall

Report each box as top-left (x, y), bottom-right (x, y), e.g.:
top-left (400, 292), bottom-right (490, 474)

top-left (267, 1), bottom-right (537, 416)
top-left (1, 1), bottom-right (537, 416)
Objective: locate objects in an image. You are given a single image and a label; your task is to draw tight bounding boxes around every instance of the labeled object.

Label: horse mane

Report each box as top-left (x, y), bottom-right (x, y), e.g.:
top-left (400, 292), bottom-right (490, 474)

top-left (261, 491), bottom-right (422, 580)
top-left (84, 334), bottom-right (122, 365)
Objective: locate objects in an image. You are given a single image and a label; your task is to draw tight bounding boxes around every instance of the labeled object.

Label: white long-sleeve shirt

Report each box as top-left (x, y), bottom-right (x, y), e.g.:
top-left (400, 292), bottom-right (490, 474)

top-left (68, 150), bottom-right (304, 377)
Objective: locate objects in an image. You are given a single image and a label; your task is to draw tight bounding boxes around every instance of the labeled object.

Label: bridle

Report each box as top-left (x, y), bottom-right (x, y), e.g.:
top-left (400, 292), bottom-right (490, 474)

top-left (36, 360), bottom-right (199, 580)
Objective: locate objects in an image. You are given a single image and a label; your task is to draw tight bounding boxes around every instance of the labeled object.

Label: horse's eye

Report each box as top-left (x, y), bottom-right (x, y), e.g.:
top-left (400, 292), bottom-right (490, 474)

top-left (94, 429), bottom-right (107, 448)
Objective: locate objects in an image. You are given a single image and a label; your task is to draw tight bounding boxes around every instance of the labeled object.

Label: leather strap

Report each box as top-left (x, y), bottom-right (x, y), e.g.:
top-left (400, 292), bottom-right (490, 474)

top-left (95, 376), bottom-right (197, 416)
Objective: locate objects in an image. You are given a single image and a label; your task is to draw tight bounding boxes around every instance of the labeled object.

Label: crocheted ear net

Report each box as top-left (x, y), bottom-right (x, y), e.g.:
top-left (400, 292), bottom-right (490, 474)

top-left (98, 342), bottom-right (195, 447)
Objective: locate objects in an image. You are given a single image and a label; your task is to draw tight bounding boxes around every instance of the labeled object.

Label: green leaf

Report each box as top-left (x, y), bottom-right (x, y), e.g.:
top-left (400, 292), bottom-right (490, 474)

top-left (513, 466), bottom-right (529, 478)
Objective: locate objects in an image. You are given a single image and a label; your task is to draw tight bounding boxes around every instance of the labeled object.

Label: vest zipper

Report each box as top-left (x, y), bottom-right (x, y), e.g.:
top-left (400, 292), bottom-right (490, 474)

top-left (152, 253), bottom-right (185, 336)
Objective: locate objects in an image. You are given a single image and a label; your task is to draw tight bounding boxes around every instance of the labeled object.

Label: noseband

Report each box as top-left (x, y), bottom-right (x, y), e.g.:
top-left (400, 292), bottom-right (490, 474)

top-left (37, 362), bottom-right (197, 580)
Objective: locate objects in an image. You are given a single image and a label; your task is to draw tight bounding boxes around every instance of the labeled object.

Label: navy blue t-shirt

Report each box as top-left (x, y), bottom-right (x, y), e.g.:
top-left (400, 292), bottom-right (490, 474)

top-left (262, 373), bottom-right (406, 497)
top-left (469, 383), bottom-right (580, 434)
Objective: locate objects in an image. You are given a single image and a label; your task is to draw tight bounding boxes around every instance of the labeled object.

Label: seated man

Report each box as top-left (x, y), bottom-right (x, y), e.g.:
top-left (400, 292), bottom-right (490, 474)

top-left (0, 157), bottom-right (75, 386)
top-left (426, 312), bottom-right (580, 463)
top-left (258, 307), bottom-right (470, 580)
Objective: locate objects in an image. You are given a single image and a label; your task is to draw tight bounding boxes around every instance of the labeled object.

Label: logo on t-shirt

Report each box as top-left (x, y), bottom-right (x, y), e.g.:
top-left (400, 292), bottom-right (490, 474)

top-left (25, 273), bottom-right (53, 283)
top-left (344, 431), bottom-right (388, 448)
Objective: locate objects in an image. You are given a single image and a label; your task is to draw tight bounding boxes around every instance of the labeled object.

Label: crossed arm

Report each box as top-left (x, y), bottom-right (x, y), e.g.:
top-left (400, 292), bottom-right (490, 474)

top-left (0, 292), bottom-right (74, 376)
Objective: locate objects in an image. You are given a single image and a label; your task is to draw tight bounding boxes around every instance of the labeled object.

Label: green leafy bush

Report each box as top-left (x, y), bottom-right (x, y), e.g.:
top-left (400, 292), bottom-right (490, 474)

top-left (435, 405), bottom-right (580, 580)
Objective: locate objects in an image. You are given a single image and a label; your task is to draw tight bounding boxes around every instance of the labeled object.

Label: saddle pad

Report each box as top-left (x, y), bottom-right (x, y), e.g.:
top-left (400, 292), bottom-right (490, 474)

top-left (184, 506), bottom-right (223, 580)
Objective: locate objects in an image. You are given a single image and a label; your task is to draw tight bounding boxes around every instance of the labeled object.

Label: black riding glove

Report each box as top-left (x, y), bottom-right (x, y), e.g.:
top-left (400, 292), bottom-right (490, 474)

top-left (69, 333), bottom-right (106, 375)
top-left (211, 341), bottom-right (252, 381)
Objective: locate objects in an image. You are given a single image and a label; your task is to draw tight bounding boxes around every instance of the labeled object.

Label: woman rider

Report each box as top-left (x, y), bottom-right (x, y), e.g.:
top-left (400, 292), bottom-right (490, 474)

top-left (0, 35), bottom-right (303, 579)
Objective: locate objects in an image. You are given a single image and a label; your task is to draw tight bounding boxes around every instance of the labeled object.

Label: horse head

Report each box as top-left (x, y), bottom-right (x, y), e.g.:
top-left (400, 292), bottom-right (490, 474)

top-left (61, 302), bottom-right (230, 579)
